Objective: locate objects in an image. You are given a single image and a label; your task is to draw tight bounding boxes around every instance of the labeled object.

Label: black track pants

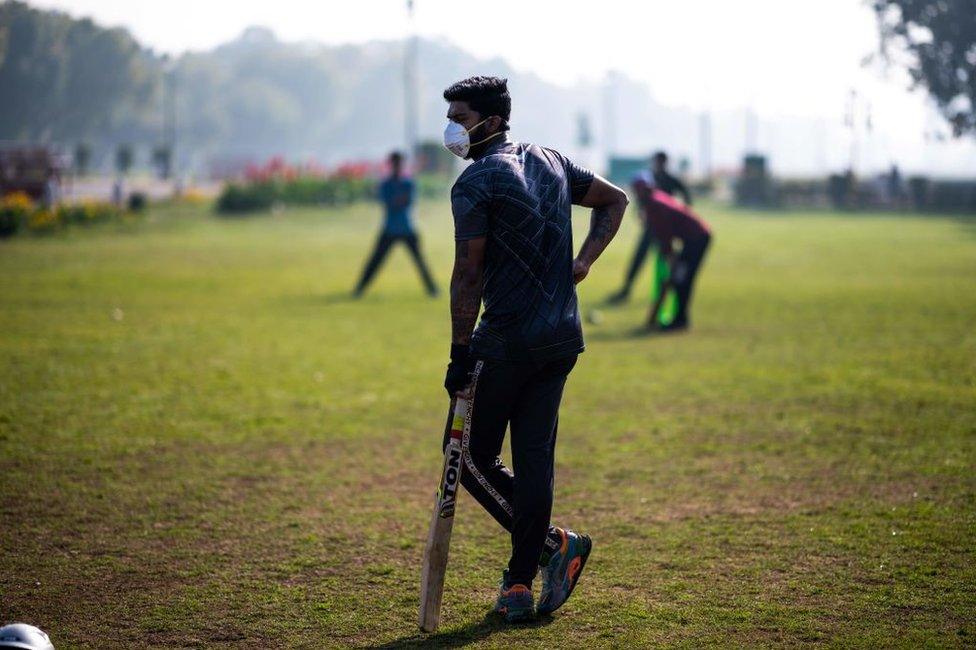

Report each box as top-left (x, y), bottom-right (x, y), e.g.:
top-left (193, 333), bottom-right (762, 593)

top-left (354, 232), bottom-right (437, 295)
top-left (443, 355), bottom-right (577, 587)
top-left (671, 234), bottom-right (711, 324)
top-left (619, 228), bottom-right (654, 296)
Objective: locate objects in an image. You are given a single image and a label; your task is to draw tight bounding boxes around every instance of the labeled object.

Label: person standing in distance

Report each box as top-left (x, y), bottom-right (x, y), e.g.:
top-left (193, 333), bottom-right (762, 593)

top-left (353, 151), bottom-right (438, 298)
top-left (441, 76), bottom-right (629, 622)
top-left (607, 150), bottom-right (692, 304)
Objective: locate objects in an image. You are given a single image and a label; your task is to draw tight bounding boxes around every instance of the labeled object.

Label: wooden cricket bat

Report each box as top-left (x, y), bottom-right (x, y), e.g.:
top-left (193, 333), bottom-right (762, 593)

top-left (418, 369), bottom-right (479, 632)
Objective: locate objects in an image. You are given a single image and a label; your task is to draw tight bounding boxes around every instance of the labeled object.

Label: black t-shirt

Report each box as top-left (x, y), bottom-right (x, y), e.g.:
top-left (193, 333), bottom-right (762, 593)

top-left (652, 169), bottom-right (692, 205)
top-left (451, 137), bottom-right (594, 363)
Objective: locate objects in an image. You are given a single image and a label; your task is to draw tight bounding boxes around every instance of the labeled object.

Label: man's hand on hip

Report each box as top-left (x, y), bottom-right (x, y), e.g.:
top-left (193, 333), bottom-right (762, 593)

top-left (572, 258), bottom-right (590, 284)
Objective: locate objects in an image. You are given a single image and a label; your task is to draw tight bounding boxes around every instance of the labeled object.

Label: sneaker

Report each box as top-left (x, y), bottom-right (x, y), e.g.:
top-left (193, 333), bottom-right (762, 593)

top-left (494, 577), bottom-right (535, 623)
top-left (537, 528), bottom-right (592, 615)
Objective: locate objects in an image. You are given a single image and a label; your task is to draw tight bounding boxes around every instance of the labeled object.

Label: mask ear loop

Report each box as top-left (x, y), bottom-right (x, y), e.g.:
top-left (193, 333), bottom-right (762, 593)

top-left (468, 131), bottom-right (504, 148)
top-left (467, 118), bottom-right (506, 149)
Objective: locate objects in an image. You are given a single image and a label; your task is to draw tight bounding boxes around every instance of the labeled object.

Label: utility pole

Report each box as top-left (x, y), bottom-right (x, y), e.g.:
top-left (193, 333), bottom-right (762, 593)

top-left (159, 55), bottom-right (178, 187)
top-left (846, 88), bottom-right (859, 174)
top-left (602, 71), bottom-right (618, 173)
top-left (698, 111), bottom-right (711, 180)
top-left (744, 106), bottom-right (758, 154)
top-left (165, 62), bottom-right (177, 182)
top-left (404, 0), bottom-right (419, 164)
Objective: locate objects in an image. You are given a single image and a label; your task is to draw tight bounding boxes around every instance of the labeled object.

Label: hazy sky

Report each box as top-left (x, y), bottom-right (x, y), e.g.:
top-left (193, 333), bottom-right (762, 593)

top-left (29, 0), bottom-right (976, 173)
top-left (25, 0), bottom-right (915, 113)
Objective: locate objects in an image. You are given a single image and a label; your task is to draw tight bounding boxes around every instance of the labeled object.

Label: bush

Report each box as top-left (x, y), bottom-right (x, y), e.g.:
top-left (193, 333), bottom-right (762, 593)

top-left (777, 179), bottom-right (828, 208)
top-left (57, 201), bottom-right (121, 225)
top-left (927, 180), bottom-right (976, 213)
top-left (0, 192), bottom-right (34, 238)
top-left (217, 182), bottom-right (276, 214)
top-left (127, 192), bottom-right (148, 212)
top-left (905, 177), bottom-right (976, 213)
top-left (216, 176), bottom-right (379, 215)
top-left (0, 195), bottom-right (129, 239)
top-left (415, 173), bottom-right (452, 199)
top-left (27, 208), bottom-right (62, 234)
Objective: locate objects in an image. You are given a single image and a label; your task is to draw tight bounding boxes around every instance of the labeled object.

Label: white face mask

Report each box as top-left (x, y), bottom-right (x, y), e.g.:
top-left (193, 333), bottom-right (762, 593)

top-left (443, 118), bottom-right (503, 158)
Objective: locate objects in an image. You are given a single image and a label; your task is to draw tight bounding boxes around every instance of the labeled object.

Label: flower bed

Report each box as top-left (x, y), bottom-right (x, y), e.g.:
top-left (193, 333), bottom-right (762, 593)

top-left (0, 192), bottom-right (128, 238)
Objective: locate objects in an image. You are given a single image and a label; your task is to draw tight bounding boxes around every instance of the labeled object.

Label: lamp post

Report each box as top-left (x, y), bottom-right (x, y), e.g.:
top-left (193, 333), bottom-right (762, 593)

top-left (404, 0), bottom-right (419, 164)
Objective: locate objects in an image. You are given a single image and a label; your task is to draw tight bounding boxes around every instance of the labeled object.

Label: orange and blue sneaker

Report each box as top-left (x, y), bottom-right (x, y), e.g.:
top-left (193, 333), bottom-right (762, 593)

top-left (494, 574), bottom-right (535, 623)
top-left (537, 528), bottom-right (592, 615)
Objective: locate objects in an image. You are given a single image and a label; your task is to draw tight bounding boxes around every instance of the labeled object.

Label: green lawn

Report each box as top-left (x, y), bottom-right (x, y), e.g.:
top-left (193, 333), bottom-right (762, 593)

top-left (1, 200), bottom-right (974, 648)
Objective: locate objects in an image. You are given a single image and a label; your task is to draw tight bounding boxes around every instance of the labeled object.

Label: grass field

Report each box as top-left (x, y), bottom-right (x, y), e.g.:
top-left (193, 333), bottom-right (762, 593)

top-left (1, 199), bottom-right (974, 648)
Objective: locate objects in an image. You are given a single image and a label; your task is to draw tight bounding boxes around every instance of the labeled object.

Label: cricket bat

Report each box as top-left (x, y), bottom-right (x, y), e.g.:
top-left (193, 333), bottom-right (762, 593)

top-left (418, 364), bottom-right (481, 632)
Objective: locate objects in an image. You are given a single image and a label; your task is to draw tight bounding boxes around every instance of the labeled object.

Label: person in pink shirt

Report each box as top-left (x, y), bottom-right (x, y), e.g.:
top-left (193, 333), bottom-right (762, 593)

top-left (640, 188), bottom-right (712, 331)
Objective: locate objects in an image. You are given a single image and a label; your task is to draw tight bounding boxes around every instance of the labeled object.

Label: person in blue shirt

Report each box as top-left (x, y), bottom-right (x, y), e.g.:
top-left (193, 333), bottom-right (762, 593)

top-left (353, 151), bottom-right (438, 297)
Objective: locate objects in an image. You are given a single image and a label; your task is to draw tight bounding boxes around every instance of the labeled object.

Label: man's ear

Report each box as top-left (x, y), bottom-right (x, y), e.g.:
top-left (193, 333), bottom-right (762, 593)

top-left (486, 116), bottom-right (502, 134)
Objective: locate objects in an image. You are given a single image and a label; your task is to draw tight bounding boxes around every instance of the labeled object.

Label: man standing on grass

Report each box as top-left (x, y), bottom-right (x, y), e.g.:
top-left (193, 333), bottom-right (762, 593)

top-left (353, 151), bottom-right (438, 298)
top-left (608, 150), bottom-right (692, 304)
top-left (441, 76), bottom-right (629, 622)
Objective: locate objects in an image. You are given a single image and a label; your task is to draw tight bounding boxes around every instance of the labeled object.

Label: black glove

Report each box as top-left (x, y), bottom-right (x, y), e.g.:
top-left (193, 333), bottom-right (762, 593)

top-left (444, 344), bottom-right (477, 397)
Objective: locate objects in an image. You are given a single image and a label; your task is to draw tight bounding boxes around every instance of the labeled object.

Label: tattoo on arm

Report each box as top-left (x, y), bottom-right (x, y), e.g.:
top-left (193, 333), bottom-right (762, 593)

top-left (591, 205), bottom-right (613, 242)
top-left (578, 201), bottom-right (625, 267)
top-left (450, 240), bottom-right (483, 345)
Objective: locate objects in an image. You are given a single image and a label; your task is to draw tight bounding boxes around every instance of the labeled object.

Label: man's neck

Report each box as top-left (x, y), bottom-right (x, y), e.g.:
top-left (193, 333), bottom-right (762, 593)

top-left (469, 132), bottom-right (510, 161)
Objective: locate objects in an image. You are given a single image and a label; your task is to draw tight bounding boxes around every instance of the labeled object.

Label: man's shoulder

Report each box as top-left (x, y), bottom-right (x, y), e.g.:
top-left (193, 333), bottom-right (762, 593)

top-left (531, 145), bottom-right (591, 181)
top-left (454, 146), bottom-right (519, 187)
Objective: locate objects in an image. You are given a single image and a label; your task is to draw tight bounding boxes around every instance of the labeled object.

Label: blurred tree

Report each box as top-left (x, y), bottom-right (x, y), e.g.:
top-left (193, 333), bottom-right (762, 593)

top-left (152, 145), bottom-right (172, 179)
top-left (115, 144), bottom-right (133, 176)
top-left (74, 142), bottom-right (92, 176)
top-left (873, 0), bottom-right (976, 136)
top-left (0, 1), bottom-right (159, 142)
top-left (0, 1), bottom-right (693, 167)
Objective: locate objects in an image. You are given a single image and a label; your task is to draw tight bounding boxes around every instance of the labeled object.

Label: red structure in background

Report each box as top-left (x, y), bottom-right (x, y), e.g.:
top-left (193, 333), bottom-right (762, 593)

top-left (242, 156), bottom-right (386, 183)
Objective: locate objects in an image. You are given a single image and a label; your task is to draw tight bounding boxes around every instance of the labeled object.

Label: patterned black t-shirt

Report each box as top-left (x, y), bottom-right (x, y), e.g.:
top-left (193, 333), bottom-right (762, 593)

top-left (451, 137), bottom-right (594, 363)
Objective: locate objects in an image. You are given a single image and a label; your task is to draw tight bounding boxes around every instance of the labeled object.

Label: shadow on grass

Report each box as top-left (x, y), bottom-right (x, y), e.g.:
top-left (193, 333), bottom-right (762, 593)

top-left (366, 612), bottom-right (553, 649)
top-left (586, 325), bottom-right (689, 343)
top-left (276, 290), bottom-right (444, 308)
top-left (271, 290), bottom-right (360, 308)
top-left (320, 291), bottom-right (359, 305)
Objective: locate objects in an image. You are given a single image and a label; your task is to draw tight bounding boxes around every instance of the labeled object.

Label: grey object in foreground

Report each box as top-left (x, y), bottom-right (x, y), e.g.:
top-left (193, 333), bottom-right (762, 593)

top-left (0, 624), bottom-right (55, 650)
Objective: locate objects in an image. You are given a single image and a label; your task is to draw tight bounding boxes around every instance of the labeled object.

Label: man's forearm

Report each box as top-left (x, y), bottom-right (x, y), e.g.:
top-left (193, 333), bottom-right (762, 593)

top-left (450, 242), bottom-right (483, 345)
top-left (577, 199), bottom-right (626, 267)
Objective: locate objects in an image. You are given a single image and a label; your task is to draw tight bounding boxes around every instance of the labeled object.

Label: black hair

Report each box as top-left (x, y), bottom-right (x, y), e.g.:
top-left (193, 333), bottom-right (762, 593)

top-left (389, 151), bottom-right (404, 163)
top-left (443, 76), bottom-right (511, 127)
top-left (652, 151), bottom-right (668, 163)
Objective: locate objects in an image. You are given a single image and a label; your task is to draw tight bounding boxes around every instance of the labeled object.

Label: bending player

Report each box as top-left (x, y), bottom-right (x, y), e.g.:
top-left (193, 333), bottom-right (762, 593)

top-left (607, 151), bottom-right (692, 304)
top-left (441, 76), bottom-right (628, 622)
top-left (639, 187), bottom-right (712, 331)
